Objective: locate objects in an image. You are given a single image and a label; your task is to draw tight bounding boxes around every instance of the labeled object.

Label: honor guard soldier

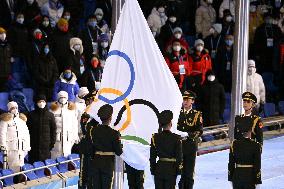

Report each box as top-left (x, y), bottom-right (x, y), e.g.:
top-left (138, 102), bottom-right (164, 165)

top-left (150, 110), bottom-right (183, 189)
top-left (89, 104), bottom-right (123, 189)
top-left (125, 162), bottom-right (145, 189)
top-left (177, 91), bottom-right (203, 189)
top-left (228, 129), bottom-right (262, 189)
top-left (234, 92), bottom-right (263, 145)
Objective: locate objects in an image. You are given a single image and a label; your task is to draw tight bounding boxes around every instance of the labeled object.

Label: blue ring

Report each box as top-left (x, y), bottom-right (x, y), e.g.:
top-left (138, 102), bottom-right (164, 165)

top-left (98, 50), bottom-right (135, 104)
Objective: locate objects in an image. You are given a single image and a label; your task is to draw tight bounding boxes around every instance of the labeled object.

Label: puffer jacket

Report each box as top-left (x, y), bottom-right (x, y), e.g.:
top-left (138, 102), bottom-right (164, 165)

top-left (195, 0), bottom-right (216, 39)
top-left (247, 68), bottom-right (266, 106)
top-left (147, 7), bottom-right (167, 35)
top-left (0, 40), bottom-right (12, 78)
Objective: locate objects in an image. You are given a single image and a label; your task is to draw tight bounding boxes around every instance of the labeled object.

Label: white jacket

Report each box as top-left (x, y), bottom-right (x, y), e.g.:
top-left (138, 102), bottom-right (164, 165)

top-left (147, 8), bottom-right (167, 34)
top-left (0, 113), bottom-right (30, 171)
top-left (219, 0), bottom-right (235, 18)
top-left (75, 96), bottom-right (86, 138)
top-left (247, 68), bottom-right (266, 106)
top-left (50, 102), bottom-right (79, 158)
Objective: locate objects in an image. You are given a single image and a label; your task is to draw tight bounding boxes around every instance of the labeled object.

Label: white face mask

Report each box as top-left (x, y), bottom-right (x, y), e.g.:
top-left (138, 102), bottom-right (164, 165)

top-left (27, 0), bottom-right (34, 4)
top-left (42, 20), bottom-right (49, 27)
top-left (37, 102), bottom-right (46, 109)
top-left (101, 41), bottom-right (108, 48)
top-left (196, 45), bottom-right (204, 52)
top-left (248, 67), bottom-right (256, 75)
top-left (207, 75), bottom-right (215, 81)
top-left (0, 33), bottom-right (6, 41)
top-left (17, 18), bottom-right (24, 24)
top-left (64, 15), bottom-right (71, 21)
top-left (158, 7), bottom-right (165, 13)
top-left (73, 44), bottom-right (81, 51)
top-left (169, 17), bottom-right (177, 23)
top-left (250, 5), bottom-right (257, 13)
top-left (10, 109), bottom-right (19, 116)
top-left (173, 45), bottom-right (181, 52)
top-left (226, 16), bottom-right (233, 22)
top-left (96, 15), bottom-right (103, 21)
top-left (59, 98), bottom-right (68, 104)
top-left (209, 28), bottom-right (215, 34)
top-left (174, 33), bottom-right (182, 39)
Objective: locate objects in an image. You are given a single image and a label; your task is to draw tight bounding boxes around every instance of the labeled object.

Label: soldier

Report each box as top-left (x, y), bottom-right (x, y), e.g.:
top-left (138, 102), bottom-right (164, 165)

top-left (234, 92), bottom-right (263, 145)
top-left (125, 163), bottom-right (145, 189)
top-left (0, 101), bottom-right (31, 172)
top-left (177, 91), bottom-right (203, 189)
top-left (89, 104), bottom-right (123, 189)
top-left (228, 129), bottom-right (262, 189)
top-left (150, 110), bottom-right (183, 189)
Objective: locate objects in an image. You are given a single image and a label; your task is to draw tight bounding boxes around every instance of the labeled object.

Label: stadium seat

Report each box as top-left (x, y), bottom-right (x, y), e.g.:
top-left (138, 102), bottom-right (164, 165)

top-left (225, 93), bottom-right (231, 108)
top-left (262, 72), bottom-right (278, 93)
top-left (24, 154), bottom-right (29, 163)
top-left (22, 164), bottom-right (38, 180)
top-left (22, 88), bottom-right (34, 109)
top-left (33, 161), bottom-right (46, 178)
top-left (263, 103), bottom-right (276, 117)
top-left (68, 154), bottom-right (80, 169)
top-left (0, 169), bottom-right (14, 186)
top-left (223, 108), bottom-right (231, 123)
top-left (56, 157), bottom-right (68, 173)
top-left (278, 101), bottom-right (284, 115)
top-left (44, 159), bottom-right (59, 175)
top-left (202, 135), bottom-right (215, 142)
top-left (0, 92), bottom-right (9, 111)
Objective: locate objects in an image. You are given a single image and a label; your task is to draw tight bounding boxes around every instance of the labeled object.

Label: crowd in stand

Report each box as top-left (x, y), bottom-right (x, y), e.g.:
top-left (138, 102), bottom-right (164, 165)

top-left (0, 0), bottom-right (284, 175)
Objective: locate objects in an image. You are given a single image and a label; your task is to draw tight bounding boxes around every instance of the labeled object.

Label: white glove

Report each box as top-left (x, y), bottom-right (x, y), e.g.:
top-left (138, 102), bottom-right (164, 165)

top-left (152, 175), bottom-right (155, 182)
top-left (256, 185), bottom-right (261, 189)
top-left (176, 175), bottom-right (181, 185)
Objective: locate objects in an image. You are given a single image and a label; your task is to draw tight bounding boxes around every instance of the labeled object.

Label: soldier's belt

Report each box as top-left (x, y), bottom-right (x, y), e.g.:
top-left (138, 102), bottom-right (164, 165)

top-left (95, 151), bottom-right (115, 156)
top-left (159, 158), bottom-right (176, 162)
top-left (236, 164), bottom-right (253, 168)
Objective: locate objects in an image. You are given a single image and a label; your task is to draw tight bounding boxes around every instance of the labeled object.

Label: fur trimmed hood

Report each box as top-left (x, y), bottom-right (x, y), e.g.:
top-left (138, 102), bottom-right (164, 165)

top-left (50, 102), bottom-right (76, 111)
top-left (19, 113), bottom-right (27, 122)
top-left (0, 113), bottom-right (13, 122)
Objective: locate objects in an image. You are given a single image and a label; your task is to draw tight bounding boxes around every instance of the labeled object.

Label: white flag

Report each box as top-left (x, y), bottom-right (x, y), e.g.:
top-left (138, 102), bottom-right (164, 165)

top-left (87, 0), bottom-right (182, 173)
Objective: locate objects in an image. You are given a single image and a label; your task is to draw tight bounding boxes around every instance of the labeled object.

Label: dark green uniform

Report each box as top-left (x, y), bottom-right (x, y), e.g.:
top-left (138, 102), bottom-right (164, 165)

top-left (125, 163), bottom-right (144, 189)
top-left (177, 109), bottom-right (203, 189)
top-left (228, 138), bottom-right (262, 189)
top-left (150, 130), bottom-right (183, 189)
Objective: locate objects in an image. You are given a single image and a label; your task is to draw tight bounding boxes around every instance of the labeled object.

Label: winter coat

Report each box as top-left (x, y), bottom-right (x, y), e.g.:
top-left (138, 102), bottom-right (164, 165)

top-left (204, 34), bottom-right (224, 61)
top-left (97, 19), bottom-right (110, 34)
top-left (200, 79), bottom-right (226, 127)
top-left (0, 41), bottom-right (12, 79)
top-left (41, 1), bottom-right (64, 27)
top-left (33, 51), bottom-right (59, 101)
top-left (50, 29), bottom-right (73, 73)
top-left (0, 113), bottom-right (31, 172)
top-left (23, 1), bottom-right (41, 30)
top-left (195, 0), bottom-right (216, 39)
top-left (158, 20), bottom-right (179, 49)
top-left (0, 0), bottom-right (23, 28)
top-left (75, 96), bottom-right (86, 138)
top-left (219, 0), bottom-right (235, 19)
top-left (52, 73), bottom-right (80, 102)
top-left (249, 12), bottom-right (264, 45)
top-left (147, 8), bottom-right (167, 35)
top-left (27, 106), bottom-right (56, 162)
top-left (80, 67), bottom-right (103, 92)
top-left (50, 101), bottom-right (79, 158)
top-left (28, 39), bottom-right (45, 70)
top-left (247, 69), bottom-right (266, 106)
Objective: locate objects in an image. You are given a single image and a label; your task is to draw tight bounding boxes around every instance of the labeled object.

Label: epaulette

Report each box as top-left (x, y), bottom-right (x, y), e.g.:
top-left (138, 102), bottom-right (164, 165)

top-left (230, 139), bottom-right (236, 153)
top-left (19, 113), bottom-right (27, 122)
top-left (0, 113), bottom-right (13, 122)
top-left (151, 134), bottom-right (156, 147)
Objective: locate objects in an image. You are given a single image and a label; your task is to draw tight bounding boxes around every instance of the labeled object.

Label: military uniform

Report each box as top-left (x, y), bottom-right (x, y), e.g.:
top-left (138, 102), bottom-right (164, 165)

top-left (177, 91), bottom-right (203, 189)
top-left (125, 163), bottom-right (145, 189)
top-left (150, 110), bottom-right (183, 189)
top-left (228, 138), bottom-right (262, 189)
top-left (89, 104), bottom-right (123, 189)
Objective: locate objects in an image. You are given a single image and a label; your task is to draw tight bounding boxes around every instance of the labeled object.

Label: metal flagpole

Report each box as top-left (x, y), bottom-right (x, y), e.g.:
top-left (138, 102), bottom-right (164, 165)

top-left (229, 0), bottom-right (250, 140)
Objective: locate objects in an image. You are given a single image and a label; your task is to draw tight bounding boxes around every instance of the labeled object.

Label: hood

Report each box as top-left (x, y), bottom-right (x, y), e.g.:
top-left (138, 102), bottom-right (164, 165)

top-left (151, 7), bottom-right (160, 16)
top-left (70, 37), bottom-right (83, 55)
top-left (60, 72), bottom-right (77, 84)
top-left (50, 101), bottom-right (76, 111)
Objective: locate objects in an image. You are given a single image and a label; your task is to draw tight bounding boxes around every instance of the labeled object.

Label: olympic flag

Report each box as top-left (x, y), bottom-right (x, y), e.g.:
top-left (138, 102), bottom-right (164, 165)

top-left (87, 0), bottom-right (182, 183)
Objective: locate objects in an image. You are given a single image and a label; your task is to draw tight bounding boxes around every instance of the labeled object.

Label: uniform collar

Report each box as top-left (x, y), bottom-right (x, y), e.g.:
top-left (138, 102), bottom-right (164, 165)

top-left (183, 108), bottom-right (192, 114)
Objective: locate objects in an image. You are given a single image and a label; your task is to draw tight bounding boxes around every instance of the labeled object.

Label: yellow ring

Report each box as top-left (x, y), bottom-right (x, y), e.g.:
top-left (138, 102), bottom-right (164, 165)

top-left (85, 88), bottom-right (131, 132)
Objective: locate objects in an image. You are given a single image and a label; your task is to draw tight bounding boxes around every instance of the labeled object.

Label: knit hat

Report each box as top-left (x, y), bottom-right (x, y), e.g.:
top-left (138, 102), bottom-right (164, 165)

top-left (194, 39), bottom-right (204, 47)
top-left (34, 94), bottom-right (47, 102)
top-left (7, 101), bottom-right (18, 111)
top-left (212, 24), bottom-right (222, 34)
top-left (94, 8), bottom-right (104, 16)
top-left (248, 60), bottom-right (256, 67)
top-left (78, 87), bottom-right (89, 98)
top-left (0, 27), bottom-right (6, 34)
top-left (99, 33), bottom-right (109, 42)
top-left (57, 91), bottom-right (68, 100)
top-left (173, 27), bottom-right (182, 34)
top-left (57, 18), bottom-right (68, 27)
top-left (97, 104), bottom-right (113, 121)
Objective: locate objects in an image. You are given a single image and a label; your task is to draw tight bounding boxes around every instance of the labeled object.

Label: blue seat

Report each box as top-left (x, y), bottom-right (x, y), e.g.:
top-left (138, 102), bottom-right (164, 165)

top-left (223, 108), bottom-right (231, 123)
top-left (263, 103), bottom-right (276, 117)
top-left (262, 72), bottom-right (278, 93)
top-left (0, 92), bottom-right (9, 111)
top-left (24, 154), bottom-right (29, 163)
top-left (68, 154), bottom-right (80, 169)
top-left (22, 164), bottom-right (38, 181)
top-left (225, 93), bottom-right (231, 108)
top-left (22, 88), bottom-right (34, 109)
top-left (33, 161), bottom-right (46, 178)
top-left (56, 157), bottom-right (68, 173)
top-left (278, 101), bottom-right (284, 115)
top-left (1, 169), bottom-right (14, 186)
top-left (44, 159), bottom-right (59, 175)
top-left (202, 135), bottom-right (215, 142)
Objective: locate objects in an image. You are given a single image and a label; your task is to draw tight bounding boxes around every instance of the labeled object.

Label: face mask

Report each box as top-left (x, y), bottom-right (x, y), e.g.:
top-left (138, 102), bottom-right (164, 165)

top-left (0, 33), bottom-right (6, 41)
top-left (248, 67), bottom-right (256, 75)
top-left (17, 18), bottom-right (24, 24)
top-left (35, 33), bottom-right (42, 40)
top-left (207, 75), bottom-right (215, 82)
top-left (73, 44), bottom-right (81, 51)
top-left (37, 102), bottom-right (46, 109)
top-left (169, 17), bottom-right (177, 23)
top-left (225, 39), bottom-right (234, 46)
top-left (95, 82), bottom-right (101, 90)
top-left (196, 45), bottom-right (203, 52)
top-left (42, 20), bottom-right (49, 27)
top-left (250, 5), bottom-right (257, 13)
top-left (159, 12), bottom-right (166, 17)
top-left (10, 109), bottom-right (19, 116)
top-left (64, 15), bottom-right (70, 21)
top-left (226, 16), bottom-right (233, 22)
top-left (89, 21), bottom-right (97, 28)
top-left (64, 72), bottom-right (72, 79)
top-left (59, 98), bottom-right (68, 104)
top-left (209, 28), bottom-right (215, 34)
top-left (44, 47), bottom-right (50, 55)
top-left (96, 15), bottom-right (103, 21)
top-left (174, 33), bottom-right (182, 39)
top-left (60, 25), bottom-right (69, 32)
top-left (101, 42), bottom-right (108, 48)
top-left (91, 59), bottom-right (99, 68)
top-left (158, 7), bottom-right (165, 13)
top-left (27, 0), bottom-right (34, 5)
top-left (173, 45), bottom-right (181, 52)
top-left (207, 0), bottom-right (213, 4)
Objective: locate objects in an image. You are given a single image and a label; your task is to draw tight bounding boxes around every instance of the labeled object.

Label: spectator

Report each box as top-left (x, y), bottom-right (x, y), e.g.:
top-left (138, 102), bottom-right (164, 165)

top-left (50, 91), bottom-right (79, 158)
top-left (0, 27), bottom-right (12, 91)
top-left (0, 0), bottom-right (23, 28)
top-left (41, 0), bottom-right (64, 28)
top-left (247, 60), bottom-right (266, 110)
top-left (50, 18), bottom-right (73, 73)
top-left (81, 55), bottom-right (103, 92)
top-left (97, 33), bottom-right (110, 67)
top-left (94, 8), bottom-right (110, 34)
top-left (28, 28), bottom-right (45, 69)
top-left (75, 87), bottom-right (89, 138)
top-left (27, 94), bottom-right (56, 163)
top-left (147, 3), bottom-right (168, 36)
top-left (195, 0), bottom-right (216, 39)
top-left (23, 0), bottom-right (41, 30)
top-left (216, 34), bottom-right (234, 92)
top-left (39, 15), bottom-right (54, 42)
top-left (278, 6), bottom-right (284, 33)
top-left (0, 101), bottom-right (30, 172)
top-left (83, 0), bottom-right (96, 21)
top-left (200, 70), bottom-right (226, 127)
top-left (219, 0), bottom-right (235, 19)
top-left (33, 43), bottom-right (58, 101)
top-left (53, 67), bottom-right (80, 102)
top-left (165, 39), bottom-right (190, 90)
top-left (164, 27), bottom-right (190, 55)
top-left (96, 0), bottom-right (112, 26)
top-left (62, 9), bottom-right (77, 35)
top-left (221, 9), bottom-right (235, 36)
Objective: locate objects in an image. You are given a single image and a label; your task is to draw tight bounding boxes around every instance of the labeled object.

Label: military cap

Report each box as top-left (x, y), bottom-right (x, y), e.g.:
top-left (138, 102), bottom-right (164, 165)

top-left (97, 104), bottom-right (113, 121)
top-left (242, 92), bottom-right (257, 103)
top-left (183, 90), bottom-right (196, 99)
top-left (158, 110), bottom-right (173, 126)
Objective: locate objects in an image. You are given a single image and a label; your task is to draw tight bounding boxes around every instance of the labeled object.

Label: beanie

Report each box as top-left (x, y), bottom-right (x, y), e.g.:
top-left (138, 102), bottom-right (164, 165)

top-left (194, 39), bottom-right (204, 47)
top-left (57, 18), bottom-right (68, 27)
top-left (7, 101), bottom-right (18, 111)
top-left (0, 27), bottom-right (6, 34)
top-left (212, 24), bottom-right (222, 34)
